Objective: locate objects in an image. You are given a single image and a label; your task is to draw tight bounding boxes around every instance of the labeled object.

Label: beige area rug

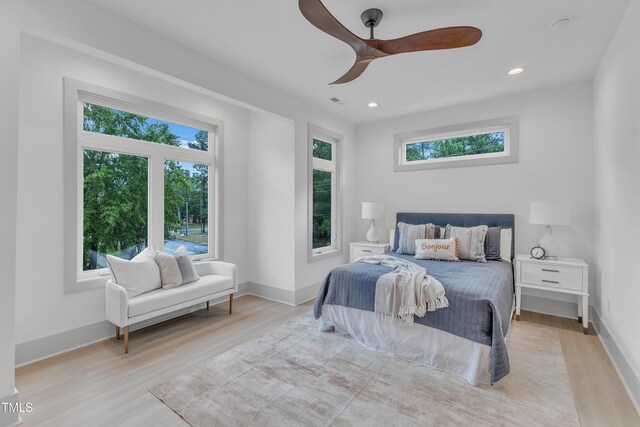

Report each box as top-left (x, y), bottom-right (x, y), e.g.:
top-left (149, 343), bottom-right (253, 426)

top-left (150, 314), bottom-right (579, 426)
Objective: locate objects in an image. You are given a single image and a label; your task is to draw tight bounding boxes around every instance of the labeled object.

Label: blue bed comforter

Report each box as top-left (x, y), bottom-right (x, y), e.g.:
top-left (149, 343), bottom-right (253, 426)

top-left (314, 253), bottom-right (515, 384)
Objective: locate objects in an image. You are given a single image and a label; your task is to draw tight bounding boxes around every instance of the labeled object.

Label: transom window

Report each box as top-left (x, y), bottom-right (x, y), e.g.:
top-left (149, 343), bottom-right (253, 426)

top-left (65, 78), bottom-right (222, 287)
top-left (308, 125), bottom-right (342, 260)
top-left (394, 117), bottom-right (519, 171)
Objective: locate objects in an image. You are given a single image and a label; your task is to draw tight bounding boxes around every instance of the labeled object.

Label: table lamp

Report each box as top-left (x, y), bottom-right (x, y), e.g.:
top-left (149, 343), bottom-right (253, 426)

top-left (529, 202), bottom-right (570, 259)
top-left (362, 202), bottom-right (385, 244)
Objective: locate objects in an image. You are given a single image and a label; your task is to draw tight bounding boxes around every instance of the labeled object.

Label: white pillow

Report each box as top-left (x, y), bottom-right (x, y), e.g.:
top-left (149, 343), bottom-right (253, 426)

top-left (415, 238), bottom-right (459, 262)
top-left (106, 248), bottom-right (162, 298)
top-left (500, 228), bottom-right (513, 263)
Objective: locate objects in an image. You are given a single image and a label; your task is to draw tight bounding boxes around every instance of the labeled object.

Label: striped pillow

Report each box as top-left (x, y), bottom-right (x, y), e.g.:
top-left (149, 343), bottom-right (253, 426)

top-left (154, 245), bottom-right (200, 289)
top-left (444, 224), bottom-right (488, 262)
top-left (395, 222), bottom-right (442, 255)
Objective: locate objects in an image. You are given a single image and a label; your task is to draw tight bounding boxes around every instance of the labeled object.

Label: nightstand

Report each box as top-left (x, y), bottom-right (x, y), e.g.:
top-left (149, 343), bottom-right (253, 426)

top-left (349, 242), bottom-right (390, 262)
top-left (515, 254), bottom-right (589, 334)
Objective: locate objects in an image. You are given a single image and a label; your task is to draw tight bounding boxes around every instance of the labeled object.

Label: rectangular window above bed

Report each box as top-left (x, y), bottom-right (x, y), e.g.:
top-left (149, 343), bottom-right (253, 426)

top-left (394, 117), bottom-right (519, 171)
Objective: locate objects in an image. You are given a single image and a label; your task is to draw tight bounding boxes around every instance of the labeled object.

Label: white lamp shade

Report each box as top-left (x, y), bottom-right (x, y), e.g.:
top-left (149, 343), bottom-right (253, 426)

top-left (362, 202), bottom-right (385, 219)
top-left (529, 202), bottom-right (570, 225)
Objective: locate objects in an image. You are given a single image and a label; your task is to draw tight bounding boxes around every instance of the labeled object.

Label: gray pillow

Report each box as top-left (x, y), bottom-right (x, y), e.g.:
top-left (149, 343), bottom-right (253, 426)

top-left (395, 222), bottom-right (442, 255)
top-left (154, 245), bottom-right (200, 289)
top-left (484, 226), bottom-right (502, 261)
top-left (445, 224), bottom-right (488, 262)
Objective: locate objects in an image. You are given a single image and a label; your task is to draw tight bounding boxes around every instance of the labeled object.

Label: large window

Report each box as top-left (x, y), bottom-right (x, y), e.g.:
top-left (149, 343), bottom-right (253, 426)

top-left (309, 125), bottom-right (342, 260)
top-left (65, 78), bottom-right (221, 288)
top-left (394, 117), bottom-right (519, 171)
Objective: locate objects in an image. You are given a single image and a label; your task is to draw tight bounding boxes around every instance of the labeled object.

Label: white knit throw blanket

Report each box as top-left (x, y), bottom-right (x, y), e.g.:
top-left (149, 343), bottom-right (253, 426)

top-left (357, 255), bottom-right (449, 326)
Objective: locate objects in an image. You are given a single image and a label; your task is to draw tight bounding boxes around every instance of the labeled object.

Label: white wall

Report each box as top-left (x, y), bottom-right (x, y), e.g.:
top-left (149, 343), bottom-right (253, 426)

top-left (15, 35), bottom-right (252, 345)
top-left (248, 111), bottom-right (296, 291)
top-left (354, 81), bottom-right (595, 303)
top-left (0, 2), bottom-right (20, 424)
top-left (594, 0), bottom-right (640, 384)
top-left (8, 0), bottom-right (356, 358)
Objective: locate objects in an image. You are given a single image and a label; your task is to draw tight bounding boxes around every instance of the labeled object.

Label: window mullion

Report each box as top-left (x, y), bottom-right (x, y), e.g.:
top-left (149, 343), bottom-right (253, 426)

top-left (150, 154), bottom-right (165, 253)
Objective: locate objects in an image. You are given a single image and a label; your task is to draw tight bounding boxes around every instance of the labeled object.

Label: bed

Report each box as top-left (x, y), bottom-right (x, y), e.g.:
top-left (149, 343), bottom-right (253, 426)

top-left (314, 212), bottom-right (516, 385)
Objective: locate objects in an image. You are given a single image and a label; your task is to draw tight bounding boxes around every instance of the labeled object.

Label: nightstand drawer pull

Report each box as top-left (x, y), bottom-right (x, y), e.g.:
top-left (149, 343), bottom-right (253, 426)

top-left (542, 279), bottom-right (559, 284)
top-left (542, 268), bottom-right (560, 273)
top-left (361, 249), bottom-right (372, 253)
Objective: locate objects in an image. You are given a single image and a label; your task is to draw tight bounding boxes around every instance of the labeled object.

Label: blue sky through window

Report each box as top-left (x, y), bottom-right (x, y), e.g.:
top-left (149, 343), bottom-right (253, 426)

top-left (147, 118), bottom-right (204, 149)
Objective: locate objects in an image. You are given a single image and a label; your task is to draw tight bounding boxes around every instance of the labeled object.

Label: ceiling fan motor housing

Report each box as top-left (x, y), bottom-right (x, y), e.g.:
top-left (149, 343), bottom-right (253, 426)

top-left (361, 8), bottom-right (383, 38)
top-left (361, 8), bottom-right (383, 28)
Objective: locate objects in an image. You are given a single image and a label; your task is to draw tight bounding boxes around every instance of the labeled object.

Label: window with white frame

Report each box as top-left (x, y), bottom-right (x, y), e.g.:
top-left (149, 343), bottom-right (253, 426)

top-left (64, 78), bottom-right (222, 287)
top-left (394, 117), bottom-right (519, 171)
top-left (309, 125), bottom-right (342, 259)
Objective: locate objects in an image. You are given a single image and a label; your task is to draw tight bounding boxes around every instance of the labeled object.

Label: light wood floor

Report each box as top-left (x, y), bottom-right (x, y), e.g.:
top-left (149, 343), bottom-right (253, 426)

top-left (15, 295), bottom-right (639, 426)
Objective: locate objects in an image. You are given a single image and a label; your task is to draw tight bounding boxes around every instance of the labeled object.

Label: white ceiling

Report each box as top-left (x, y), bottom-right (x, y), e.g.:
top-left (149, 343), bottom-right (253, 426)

top-left (90, 0), bottom-right (629, 124)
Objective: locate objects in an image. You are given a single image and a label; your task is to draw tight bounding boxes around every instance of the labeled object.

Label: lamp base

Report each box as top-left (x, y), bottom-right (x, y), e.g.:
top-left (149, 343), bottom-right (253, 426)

top-left (366, 220), bottom-right (381, 244)
top-left (539, 225), bottom-right (562, 258)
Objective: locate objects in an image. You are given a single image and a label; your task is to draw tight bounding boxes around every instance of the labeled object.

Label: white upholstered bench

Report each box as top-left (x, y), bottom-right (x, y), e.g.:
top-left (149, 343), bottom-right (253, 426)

top-left (105, 261), bottom-right (237, 353)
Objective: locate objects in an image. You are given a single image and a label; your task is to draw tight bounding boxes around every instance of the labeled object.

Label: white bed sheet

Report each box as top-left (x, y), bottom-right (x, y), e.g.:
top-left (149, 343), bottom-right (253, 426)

top-left (321, 304), bottom-right (494, 385)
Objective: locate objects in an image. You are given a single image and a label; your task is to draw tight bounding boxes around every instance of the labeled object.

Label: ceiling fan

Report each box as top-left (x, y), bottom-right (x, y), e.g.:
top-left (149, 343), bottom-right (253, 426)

top-left (299, 0), bottom-right (482, 84)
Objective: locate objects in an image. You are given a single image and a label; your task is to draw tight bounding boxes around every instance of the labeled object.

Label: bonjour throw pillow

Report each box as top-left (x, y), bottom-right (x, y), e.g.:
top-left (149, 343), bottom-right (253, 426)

top-left (154, 245), bottom-right (200, 289)
top-left (415, 238), bottom-right (459, 262)
top-left (106, 248), bottom-right (162, 298)
top-left (444, 224), bottom-right (488, 262)
top-left (395, 222), bottom-right (442, 255)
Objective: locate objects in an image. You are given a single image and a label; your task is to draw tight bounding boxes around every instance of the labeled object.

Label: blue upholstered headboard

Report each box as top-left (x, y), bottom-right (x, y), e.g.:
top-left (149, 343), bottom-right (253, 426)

top-left (395, 212), bottom-right (516, 259)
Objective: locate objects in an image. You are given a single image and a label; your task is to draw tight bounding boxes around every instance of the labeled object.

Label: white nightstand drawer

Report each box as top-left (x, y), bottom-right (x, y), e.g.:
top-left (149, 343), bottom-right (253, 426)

top-left (520, 262), bottom-right (583, 291)
top-left (351, 245), bottom-right (386, 259)
top-left (349, 242), bottom-right (390, 262)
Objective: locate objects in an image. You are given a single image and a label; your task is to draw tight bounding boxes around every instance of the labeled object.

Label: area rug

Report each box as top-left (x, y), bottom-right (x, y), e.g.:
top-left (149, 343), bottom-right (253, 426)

top-left (150, 313), bottom-right (580, 426)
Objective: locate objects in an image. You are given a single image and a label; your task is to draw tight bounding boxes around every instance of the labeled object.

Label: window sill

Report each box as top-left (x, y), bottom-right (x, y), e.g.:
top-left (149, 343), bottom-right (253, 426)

top-left (309, 248), bottom-right (343, 263)
top-left (65, 275), bottom-right (108, 294)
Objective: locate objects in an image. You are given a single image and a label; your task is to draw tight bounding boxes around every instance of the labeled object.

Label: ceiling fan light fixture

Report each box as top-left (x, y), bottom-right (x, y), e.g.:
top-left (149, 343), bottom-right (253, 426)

top-left (368, 101), bottom-right (379, 108)
top-left (508, 67), bottom-right (525, 76)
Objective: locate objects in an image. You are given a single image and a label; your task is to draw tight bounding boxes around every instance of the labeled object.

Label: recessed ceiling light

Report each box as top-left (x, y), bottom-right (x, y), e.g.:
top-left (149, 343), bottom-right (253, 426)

top-left (508, 67), bottom-right (525, 76)
top-left (551, 18), bottom-right (572, 31)
top-left (368, 102), bottom-right (379, 108)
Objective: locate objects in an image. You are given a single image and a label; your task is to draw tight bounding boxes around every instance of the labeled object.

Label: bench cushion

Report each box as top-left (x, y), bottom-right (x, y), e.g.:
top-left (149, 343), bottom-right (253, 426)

top-left (128, 274), bottom-right (233, 318)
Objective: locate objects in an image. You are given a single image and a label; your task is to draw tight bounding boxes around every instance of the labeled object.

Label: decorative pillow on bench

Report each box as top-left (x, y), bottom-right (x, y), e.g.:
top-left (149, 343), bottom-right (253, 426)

top-left (154, 245), bottom-right (200, 289)
top-left (106, 248), bottom-right (162, 298)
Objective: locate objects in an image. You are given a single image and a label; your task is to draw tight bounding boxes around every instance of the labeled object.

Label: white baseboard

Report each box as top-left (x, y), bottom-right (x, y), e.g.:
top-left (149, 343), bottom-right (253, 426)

top-left (15, 290), bottom-right (247, 367)
top-left (242, 281), bottom-right (322, 306)
top-left (591, 309), bottom-right (640, 417)
top-left (0, 389), bottom-right (21, 427)
top-left (14, 281), bottom-right (319, 368)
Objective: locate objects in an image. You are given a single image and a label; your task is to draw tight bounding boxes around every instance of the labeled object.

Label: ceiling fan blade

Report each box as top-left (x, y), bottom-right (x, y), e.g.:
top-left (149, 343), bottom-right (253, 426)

top-left (299, 0), bottom-right (369, 55)
top-left (331, 58), bottom-right (374, 85)
top-left (375, 26), bottom-right (482, 55)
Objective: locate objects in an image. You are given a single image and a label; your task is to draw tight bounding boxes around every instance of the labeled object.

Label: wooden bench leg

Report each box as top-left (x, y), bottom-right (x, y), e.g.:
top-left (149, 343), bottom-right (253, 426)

top-left (229, 293), bottom-right (233, 315)
top-left (116, 325), bottom-right (120, 340)
top-left (124, 326), bottom-right (129, 354)
top-left (206, 301), bottom-right (210, 310)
